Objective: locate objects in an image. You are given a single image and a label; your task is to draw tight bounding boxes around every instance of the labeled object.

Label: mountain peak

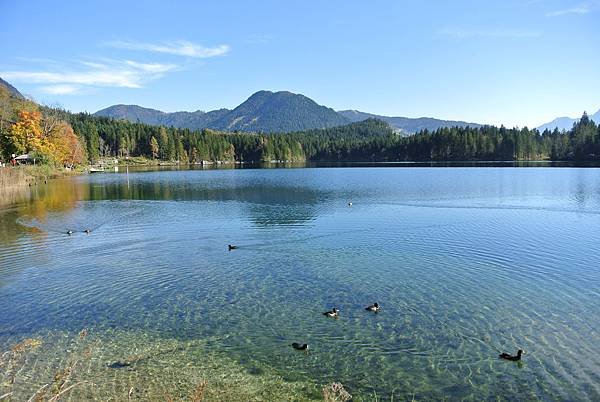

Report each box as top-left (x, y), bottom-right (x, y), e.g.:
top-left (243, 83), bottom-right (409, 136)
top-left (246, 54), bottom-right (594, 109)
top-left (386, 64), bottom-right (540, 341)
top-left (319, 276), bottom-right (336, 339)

top-left (0, 77), bottom-right (24, 99)
top-left (537, 109), bottom-right (600, 132)
top-left (208, 90), bottom-right (349, 132)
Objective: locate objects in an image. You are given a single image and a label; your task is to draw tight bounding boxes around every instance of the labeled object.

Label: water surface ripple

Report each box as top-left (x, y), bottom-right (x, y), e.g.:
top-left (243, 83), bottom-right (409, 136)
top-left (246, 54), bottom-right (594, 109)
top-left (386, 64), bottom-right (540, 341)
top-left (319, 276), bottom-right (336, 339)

top-left (1, 167), bottom-right (599, 400)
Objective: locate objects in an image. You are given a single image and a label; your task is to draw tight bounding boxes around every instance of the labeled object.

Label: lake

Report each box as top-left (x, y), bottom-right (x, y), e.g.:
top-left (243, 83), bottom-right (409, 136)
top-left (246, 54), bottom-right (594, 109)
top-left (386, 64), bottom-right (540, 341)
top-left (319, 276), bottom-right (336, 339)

top-left (1, 166), bottom-right (599, 400)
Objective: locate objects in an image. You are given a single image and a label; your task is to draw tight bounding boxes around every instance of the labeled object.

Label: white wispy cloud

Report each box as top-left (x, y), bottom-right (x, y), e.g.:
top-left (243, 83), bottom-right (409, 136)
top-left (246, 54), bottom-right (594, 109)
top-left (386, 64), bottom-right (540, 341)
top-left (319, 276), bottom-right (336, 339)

top-left (546, 1), bottom-right (600, 17)
top-left (105, 40), bottom-right (230, 58)
top-left (546, 6), bottom-right (589, 16)
top-left (39, 84), bottom-right (82, 95)
top-left (440, 28), bottom-right (542, 39)
top-left (0, 59), bottom-right (177, 91)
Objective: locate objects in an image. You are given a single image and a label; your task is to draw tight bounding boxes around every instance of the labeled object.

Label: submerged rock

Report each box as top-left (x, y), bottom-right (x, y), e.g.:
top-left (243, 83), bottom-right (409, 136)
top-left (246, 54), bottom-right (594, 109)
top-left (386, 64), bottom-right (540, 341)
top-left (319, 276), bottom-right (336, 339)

top-left (108, 361), bottom-right (132, 369)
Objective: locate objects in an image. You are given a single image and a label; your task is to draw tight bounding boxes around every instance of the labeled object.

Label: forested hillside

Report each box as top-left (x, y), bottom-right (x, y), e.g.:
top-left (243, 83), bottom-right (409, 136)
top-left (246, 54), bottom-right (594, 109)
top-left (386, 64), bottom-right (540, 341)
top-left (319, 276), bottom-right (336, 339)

top-left (68, 111), bottom-right (600, 163)
top-left (338, 110), bottom-right (482, 134)
top-left (95, 91), bottom-right (489, 135)
top-left (2, 77), bottom-right (599, 166)
top-left (94, 105), bottom-right (230, 130)
top-left (95, 90), bottom-right (349, 133)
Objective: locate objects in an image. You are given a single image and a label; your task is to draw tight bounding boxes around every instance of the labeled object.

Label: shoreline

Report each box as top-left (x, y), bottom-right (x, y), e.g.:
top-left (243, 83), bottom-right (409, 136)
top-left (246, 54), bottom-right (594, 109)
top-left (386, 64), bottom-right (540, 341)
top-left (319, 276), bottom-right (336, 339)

top-left (0, 165), bottom-right (82, 188)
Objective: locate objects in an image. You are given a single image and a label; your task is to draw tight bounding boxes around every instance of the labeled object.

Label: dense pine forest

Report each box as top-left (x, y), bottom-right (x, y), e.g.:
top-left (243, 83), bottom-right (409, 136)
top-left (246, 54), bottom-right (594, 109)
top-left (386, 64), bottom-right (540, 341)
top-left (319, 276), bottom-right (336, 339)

top-left (2, 82), bottom-right (600, 166)
top-left (67, 111), bottom-right (600, 163)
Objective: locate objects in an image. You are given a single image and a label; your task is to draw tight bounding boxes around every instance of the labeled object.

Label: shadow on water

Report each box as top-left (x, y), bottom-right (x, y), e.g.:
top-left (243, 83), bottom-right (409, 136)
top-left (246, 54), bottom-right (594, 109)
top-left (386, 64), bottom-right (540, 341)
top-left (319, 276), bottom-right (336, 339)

top-left (85, 186), bottom-right (324, 230)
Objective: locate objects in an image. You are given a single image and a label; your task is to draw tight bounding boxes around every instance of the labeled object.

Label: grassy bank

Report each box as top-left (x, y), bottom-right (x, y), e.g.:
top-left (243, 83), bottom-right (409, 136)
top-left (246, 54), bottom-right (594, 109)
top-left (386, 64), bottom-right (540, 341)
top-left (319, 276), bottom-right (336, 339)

top-left (0, 167), bottom-right (33, 189)
top-left (0, 165), bottom-right (82, 190)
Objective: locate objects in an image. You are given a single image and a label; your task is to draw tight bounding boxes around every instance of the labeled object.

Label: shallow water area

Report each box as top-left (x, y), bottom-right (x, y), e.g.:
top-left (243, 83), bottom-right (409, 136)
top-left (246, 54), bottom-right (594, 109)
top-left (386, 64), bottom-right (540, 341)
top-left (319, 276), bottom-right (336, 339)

top-left (1, 166), bottom-right (600, 400)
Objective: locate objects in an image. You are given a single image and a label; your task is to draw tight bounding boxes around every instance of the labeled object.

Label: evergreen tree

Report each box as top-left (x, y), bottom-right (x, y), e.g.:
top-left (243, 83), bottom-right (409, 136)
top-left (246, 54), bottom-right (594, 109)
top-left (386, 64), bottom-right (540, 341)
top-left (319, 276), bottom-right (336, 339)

top-left (150, 136), bottom-right (159, 159)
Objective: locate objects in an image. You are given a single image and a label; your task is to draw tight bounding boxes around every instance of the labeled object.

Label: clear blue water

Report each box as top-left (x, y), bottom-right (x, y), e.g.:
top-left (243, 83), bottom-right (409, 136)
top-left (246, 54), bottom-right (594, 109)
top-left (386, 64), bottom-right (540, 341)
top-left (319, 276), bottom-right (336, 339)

top-left (1, 167), bottom-right (600, 400)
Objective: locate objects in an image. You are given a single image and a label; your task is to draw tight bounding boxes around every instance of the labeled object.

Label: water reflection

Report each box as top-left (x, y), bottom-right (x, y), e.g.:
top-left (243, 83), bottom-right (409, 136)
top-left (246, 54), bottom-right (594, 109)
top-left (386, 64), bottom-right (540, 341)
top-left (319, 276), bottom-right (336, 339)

top-left (0, 179), bottom-right (88, 254)
top-left (86, 176), bottom-right (325, 227)
top-left (1, 171), bottom-right (330, 238)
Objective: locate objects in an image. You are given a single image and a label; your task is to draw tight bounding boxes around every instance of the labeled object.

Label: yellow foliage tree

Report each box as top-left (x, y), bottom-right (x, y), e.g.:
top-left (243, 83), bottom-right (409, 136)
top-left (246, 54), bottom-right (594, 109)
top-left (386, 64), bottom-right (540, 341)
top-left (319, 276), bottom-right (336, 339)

top-left (7, 110), bottom-right (50, 156)
top-left (49, 122), bottom-right (86, 167)
top-left (7, 110), bottom-right (86, 166)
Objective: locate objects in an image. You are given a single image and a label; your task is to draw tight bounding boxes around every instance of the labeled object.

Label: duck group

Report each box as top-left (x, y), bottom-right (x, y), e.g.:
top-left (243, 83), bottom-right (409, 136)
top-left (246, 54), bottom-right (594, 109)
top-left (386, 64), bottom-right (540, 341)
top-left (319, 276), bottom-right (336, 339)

top-left (294, 302), bottom-right (524, 364)
top-left (65, 229), bottom-right (92, 235)
top-left (321, 303), bottom-right (379, 318)
top-left (226, 240), bottom-right (524, 363)
top-left (294, 304), bottom-right (378, 351)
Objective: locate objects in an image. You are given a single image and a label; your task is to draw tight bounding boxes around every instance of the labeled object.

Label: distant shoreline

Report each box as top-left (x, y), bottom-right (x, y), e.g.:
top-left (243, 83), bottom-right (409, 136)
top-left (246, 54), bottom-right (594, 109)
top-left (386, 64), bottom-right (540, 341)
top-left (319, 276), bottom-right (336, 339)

top-left (110, 159), bottom-right (600, 169)
top-left (2, 158), bottom-right (598, 192)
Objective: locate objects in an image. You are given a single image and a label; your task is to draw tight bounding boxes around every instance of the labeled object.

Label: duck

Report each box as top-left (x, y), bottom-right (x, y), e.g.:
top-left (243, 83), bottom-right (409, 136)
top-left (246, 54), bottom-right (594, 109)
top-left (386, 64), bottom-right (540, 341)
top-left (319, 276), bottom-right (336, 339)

top-left (228, 244), bottom-right (238, 251)
top-left (291, 343), bottom-right (308, 351)
top-left (365, 302), bottom-right (380, 312)
top-left (348, 202), bottom-right (353, 207)
top-left (84, 229), bottom-right (91, 234)
top-left (499, 349), bottom-right (523, 361)
top-left (66, 230), bottom-right (73, 235)
top-left (322, 308), bottom-right (339, 318)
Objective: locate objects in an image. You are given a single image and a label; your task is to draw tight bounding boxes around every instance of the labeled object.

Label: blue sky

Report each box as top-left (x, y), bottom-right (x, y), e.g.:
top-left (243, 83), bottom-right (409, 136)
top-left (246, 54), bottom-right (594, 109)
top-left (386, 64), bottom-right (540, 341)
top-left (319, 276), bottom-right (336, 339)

top-left (1, 0), bottom-right (599, 127)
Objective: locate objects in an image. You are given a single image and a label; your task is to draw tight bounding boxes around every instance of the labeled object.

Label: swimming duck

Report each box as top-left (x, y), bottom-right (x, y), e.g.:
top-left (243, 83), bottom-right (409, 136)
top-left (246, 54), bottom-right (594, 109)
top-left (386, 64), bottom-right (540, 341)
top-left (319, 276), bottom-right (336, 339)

top-left (323, 308), bottom-right (339, 318)
top-left (84, 229), bottom-right (91, 234)
top-left (228, 244), bottom-right (238, 251)
top-left (365, 302), bottom-right (380, 312)
top-left (348, 202), bottom-right (353, 207)
top-left (499, 349), bottom-right (523, 361)
top-left (66, 230), bottom-right (73, 235)
top-left (291, 343), bottom-right (308, 351)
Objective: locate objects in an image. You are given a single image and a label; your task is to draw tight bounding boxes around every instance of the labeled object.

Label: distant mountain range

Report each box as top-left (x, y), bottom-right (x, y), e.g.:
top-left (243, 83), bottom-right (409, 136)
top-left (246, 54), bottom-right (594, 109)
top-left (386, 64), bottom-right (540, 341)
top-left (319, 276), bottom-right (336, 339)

top-left (0, 77), bottom-right (24, 98)
top-left (338, 110), bottom-right (482, 134)
top-left (95, 90), bottom-right (485, 134)
top-left (96, 90), bottom-right (348, 133)
top-left (537, 109), bottom-right (600, 132)
top-left (8, 74), bottom-right (596, 135)
top-left (94, 104), bottom-right (230, 130)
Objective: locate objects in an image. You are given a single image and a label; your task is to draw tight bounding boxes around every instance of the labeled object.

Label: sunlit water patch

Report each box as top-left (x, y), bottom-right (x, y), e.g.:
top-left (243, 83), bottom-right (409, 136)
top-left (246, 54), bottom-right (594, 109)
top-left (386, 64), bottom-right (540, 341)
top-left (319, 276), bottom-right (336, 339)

top-left (1, 167), bottom-right (600, 400)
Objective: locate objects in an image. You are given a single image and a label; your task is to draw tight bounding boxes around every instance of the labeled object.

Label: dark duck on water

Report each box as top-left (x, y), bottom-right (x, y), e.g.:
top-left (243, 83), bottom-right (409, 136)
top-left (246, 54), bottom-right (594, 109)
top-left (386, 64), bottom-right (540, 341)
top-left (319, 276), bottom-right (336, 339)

top-left (365, 302), bottom-right (380, 312)
top-left (323, 308), bottom-right (339, 318)
top-left (499, 349), bottom-right (523, 361)
top-left (291, 343), bottom-right (308, 351)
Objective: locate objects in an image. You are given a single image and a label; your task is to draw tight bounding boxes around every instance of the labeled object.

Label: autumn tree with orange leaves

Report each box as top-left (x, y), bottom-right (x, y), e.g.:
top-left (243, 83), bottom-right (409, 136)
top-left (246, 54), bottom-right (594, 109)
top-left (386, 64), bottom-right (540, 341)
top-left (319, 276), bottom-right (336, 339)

top-left (4, 110), bottom-right (86, 166)
top-left (50, 122), bottom-right (86, 167)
